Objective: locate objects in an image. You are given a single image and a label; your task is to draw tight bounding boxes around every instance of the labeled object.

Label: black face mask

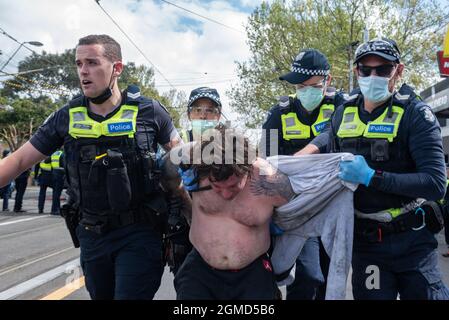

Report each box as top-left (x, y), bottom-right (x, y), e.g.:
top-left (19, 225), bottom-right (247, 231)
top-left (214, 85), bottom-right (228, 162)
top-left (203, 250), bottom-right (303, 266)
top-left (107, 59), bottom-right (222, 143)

top-left (88, 64), bottom-right (115, 104)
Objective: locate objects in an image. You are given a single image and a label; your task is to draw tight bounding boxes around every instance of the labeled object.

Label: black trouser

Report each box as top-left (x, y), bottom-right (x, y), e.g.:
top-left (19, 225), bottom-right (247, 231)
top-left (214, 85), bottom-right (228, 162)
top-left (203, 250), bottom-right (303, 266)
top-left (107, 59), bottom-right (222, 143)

top-left (13, 177), bottom-right (28, 211)
top-left (51, 170), bottom-right (64, 214)
top-left (38, 185), bottom-right (50, 212)
top-left (175, 248), bottom-right (277, 300)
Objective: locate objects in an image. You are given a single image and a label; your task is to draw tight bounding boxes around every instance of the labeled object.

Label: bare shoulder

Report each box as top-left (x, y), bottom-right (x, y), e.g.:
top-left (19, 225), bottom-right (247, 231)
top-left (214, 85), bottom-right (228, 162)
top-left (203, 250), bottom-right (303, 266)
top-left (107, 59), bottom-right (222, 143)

top-left (250, 157), bottom-right (294, 206)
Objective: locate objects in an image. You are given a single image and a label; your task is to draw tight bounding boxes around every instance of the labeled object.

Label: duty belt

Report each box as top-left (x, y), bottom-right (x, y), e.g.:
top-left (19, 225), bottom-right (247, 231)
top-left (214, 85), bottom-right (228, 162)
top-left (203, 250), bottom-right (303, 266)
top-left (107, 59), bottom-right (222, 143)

top-left (355, 209), bottom-right (426, 243)
top-left (80, 206), bottom-right (163, 235)
top-left (355, 199), bottom-right (424, 223)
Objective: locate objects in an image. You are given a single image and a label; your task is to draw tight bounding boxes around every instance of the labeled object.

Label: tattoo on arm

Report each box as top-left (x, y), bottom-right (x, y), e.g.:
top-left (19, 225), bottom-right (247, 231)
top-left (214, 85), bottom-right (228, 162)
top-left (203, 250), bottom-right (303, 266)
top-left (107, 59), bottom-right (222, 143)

top-left (250, 171), bottom-right (294, 201)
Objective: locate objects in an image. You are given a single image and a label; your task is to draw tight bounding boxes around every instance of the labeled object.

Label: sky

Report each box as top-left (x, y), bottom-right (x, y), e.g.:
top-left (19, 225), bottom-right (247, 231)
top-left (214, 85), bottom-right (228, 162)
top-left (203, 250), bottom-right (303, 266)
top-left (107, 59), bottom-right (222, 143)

top-left (0, 0), bottom-right (269, 123)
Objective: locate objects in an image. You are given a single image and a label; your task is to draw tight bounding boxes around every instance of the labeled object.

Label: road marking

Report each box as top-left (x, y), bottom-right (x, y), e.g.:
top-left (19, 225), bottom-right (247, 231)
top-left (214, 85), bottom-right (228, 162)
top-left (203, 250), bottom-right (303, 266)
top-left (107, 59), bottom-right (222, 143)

top-left (0, 247), bottom-right (74, 277)
top-left (40, 276), bottom-right (85, 300)
top-left (0, 215), bottom-right (50, 227)
top-left (0, 222), bottom-right (62, 241)
top-left (0, 258), bottom-right (80, 300)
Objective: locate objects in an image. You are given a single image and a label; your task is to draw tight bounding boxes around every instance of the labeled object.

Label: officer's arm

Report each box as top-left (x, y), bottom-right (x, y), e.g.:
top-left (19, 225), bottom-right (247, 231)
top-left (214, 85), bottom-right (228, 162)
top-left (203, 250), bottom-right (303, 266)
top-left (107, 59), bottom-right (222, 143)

top-left (160, 146), bottom-right (192, 222)
top-left (0, 142), bottom-right (47, 187)
top-left (370, 105), bottom-right (446, 200)
top-left (261, 107), bottom-right (283, 158)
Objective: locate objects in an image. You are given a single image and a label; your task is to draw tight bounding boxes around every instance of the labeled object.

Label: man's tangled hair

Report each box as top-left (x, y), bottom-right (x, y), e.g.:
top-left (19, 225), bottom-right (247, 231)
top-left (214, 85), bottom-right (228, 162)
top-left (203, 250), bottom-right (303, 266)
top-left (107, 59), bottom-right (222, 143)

top-left (190, 124), bottom-right (257, 182)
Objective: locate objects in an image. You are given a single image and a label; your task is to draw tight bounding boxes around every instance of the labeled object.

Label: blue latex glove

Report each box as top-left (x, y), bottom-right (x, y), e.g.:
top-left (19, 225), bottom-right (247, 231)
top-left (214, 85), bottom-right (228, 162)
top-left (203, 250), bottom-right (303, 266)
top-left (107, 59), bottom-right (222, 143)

top-left (339, 155), bottom-right (375, 187)
top-left (270, 221), bottom-right (284, 236)
top-left (177, 167), bottom-right (199, 191)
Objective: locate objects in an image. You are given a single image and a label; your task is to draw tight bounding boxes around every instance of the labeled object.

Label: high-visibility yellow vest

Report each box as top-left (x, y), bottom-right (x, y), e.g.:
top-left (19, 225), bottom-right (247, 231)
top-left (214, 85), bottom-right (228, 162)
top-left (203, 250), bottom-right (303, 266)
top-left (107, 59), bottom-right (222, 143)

top-left (281, 103), bottom-right (335, 140)
top-left (68, 105), bottom-right (138, 139)
top-left (51, 150), bottom-right (63, 169)
top-left (39, 161), bottom-right (52, 171)
top-left (337, 105), bottom-right (404, 142)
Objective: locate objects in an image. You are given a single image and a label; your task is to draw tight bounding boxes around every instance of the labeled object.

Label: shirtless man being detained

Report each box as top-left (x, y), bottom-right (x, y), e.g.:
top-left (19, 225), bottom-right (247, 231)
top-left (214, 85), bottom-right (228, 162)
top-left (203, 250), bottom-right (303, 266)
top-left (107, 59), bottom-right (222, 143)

top-left (164, 125), bottom-right (294, 300)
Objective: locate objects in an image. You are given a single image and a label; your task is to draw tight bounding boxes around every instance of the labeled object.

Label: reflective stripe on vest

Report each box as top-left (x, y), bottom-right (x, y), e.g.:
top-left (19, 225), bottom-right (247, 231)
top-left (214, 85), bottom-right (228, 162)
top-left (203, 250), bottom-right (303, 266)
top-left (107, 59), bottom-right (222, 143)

top-left (40, 161), bottom-right (52, 171)
top-left (68, 105), bottom-right (138, 139)
top-left (281, 103), bottom-right (334, 140)
top-left (337, 105), bottom-right (404, 142)
top-left (51, 151), bottom-right (63, 169)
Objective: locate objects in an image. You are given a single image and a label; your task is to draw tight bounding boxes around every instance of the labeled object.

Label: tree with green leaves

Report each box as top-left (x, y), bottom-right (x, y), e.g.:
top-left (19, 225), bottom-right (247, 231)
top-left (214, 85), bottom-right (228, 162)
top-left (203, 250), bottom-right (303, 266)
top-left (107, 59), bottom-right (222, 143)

top-left (228, 0), bottom-right (449, 128)
top-left (0, 96), bottom-right (57, 151)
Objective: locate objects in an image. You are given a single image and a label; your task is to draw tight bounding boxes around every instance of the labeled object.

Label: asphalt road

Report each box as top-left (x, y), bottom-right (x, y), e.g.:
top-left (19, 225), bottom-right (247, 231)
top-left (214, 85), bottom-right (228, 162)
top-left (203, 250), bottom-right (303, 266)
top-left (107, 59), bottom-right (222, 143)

top-left (0, 186), bottom-right (448, 300)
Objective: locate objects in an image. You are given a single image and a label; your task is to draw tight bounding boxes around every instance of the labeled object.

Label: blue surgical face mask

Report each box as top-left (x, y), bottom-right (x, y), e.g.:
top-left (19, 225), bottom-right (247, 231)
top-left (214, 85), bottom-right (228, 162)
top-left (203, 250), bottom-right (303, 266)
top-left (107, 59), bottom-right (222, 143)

top-left (191, 119), bottom-right (218, 136)
top-left (358, 75), bottom-right (392, 103)
top-left (296, 87), bottom-right (325, 112)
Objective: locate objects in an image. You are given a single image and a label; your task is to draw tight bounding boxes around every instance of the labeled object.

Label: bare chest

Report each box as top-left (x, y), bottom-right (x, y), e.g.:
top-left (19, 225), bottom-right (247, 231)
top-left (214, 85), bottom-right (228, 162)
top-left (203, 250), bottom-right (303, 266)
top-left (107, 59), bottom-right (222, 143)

top-left (194, 187), bottom-right (269, 227)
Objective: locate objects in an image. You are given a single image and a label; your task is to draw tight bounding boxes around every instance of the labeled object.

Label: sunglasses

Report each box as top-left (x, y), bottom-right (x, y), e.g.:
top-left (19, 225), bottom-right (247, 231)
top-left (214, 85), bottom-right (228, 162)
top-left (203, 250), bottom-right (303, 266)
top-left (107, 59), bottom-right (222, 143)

top-left (357, 64), bottom-right (396, 78)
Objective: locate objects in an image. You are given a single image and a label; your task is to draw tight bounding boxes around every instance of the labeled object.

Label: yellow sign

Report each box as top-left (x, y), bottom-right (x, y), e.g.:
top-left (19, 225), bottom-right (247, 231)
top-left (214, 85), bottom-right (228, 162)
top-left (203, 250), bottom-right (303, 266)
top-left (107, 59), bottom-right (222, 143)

top-left (444, 24), bottom-right (449, 58)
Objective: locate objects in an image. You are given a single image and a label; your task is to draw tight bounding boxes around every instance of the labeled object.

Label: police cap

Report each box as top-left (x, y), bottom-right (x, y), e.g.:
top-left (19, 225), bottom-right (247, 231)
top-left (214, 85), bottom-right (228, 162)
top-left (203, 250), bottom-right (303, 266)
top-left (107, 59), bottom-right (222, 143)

top-left (354, 38), bottom-right (401, 64)
top-left (279, 49), bottom-right (330, 84)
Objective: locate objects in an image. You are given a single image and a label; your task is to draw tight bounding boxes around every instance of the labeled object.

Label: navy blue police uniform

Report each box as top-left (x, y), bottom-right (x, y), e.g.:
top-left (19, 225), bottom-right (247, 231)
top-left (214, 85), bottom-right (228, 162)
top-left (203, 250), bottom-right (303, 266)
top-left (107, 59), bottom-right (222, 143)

top-left (29, 85), bottom-right (177, 299)
top-left (312, 82), bottom-right (449, 299)
top-left (13, 169), bottom-right (30, 213)
top-left (35, 157), bottom-right (53, 213)
top-left (262, 49), bottom-right (343, 300)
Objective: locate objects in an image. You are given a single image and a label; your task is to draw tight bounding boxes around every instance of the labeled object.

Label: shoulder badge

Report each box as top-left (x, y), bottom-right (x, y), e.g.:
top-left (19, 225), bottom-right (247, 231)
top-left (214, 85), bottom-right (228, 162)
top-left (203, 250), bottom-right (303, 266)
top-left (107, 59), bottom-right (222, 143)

top-left (419, 105), bottom-right (435, 124)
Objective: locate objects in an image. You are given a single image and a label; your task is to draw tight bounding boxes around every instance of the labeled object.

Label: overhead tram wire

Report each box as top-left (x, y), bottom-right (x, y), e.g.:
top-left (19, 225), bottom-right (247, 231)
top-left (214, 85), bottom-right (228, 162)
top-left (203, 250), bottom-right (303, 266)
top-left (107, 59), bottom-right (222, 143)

top-left (159, 0), bottom-right (244, 34)
top-left (94, 0), bottom-right (176, 90)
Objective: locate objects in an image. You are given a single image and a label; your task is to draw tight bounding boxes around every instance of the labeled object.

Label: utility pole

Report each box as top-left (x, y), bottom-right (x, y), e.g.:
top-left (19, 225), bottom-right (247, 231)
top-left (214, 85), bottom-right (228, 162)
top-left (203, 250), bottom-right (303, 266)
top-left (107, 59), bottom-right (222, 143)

top-left (364, 26), bottom-right (369, 43)
top-left (0, 41), bottom-right (43, 73)
top-left (0, 29), bottom-right (43, 73)
top-left (347, 41), bottom-right (359, 93)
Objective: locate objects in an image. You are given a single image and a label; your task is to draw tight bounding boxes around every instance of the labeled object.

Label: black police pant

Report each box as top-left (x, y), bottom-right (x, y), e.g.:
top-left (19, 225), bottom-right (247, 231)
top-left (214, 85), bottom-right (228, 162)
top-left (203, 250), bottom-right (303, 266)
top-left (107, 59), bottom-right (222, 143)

top-left (38, 173), bottom-right (52, 213)
top-left (174, 248), bottom-right (277, 300)
top-left (76, 222), bottom-right (164, 300)
top-left (13, 177), bottom-right (28, 211)
top-left (51, 170), bottom-right (64, 214)
top-left (352, 227), bottom-right (449, 300)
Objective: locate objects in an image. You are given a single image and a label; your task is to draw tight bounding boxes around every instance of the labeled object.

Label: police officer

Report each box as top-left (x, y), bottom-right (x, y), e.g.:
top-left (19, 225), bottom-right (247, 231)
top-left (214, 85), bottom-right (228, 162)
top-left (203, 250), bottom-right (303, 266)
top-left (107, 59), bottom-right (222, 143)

top-left (262, 49), bottom-right (341, 300)
top-left (0, 150), bottom-right (12, 212)
top-left (0, 34), bottom-right (181, 300)
top-left (13, 168), bottom-right (30, 213)
top-left (181, 86), bottom-right (222, 142)
top-left (50, 150), bottom-right (65, 215)
top-left (35, 157), bottom-right (53, 214)
top-left (308, 38), bottom-right (449, 299)
top-left (167, 87), bottom-right (222, 275)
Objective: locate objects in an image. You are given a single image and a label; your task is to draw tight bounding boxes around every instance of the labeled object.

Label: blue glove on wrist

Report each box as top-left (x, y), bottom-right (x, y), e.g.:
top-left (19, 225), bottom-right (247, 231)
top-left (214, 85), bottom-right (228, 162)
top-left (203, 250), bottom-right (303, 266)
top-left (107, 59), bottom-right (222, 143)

top-left (338, 155), bottom-right (375, 187)
top-left (177, 167), bottom-right (199, 191)
top-left (270, 221), bottom-right (284, 236)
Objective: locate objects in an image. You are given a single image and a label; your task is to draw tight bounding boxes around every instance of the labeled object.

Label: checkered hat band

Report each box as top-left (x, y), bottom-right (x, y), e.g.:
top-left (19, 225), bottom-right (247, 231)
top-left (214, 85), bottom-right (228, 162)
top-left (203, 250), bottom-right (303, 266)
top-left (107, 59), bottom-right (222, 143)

top-left (355, 40), bottom-right (400, 60)
top-left (188, 92), bottom-right (221, 106)
top-left (290, 66), bottom-right (330, 76)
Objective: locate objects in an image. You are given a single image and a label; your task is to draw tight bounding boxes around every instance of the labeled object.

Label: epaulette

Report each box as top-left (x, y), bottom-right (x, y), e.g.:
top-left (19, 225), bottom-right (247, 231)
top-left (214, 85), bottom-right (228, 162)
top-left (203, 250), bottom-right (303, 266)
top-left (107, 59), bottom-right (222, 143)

top-left (125, 84), bottom-right (141, 105)
top-left (68, 94), bottom-right (85, 108)
top-left (278, 95), bottom-right (294, 114)
top-left (342, 93), bottom-right (359, 104)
